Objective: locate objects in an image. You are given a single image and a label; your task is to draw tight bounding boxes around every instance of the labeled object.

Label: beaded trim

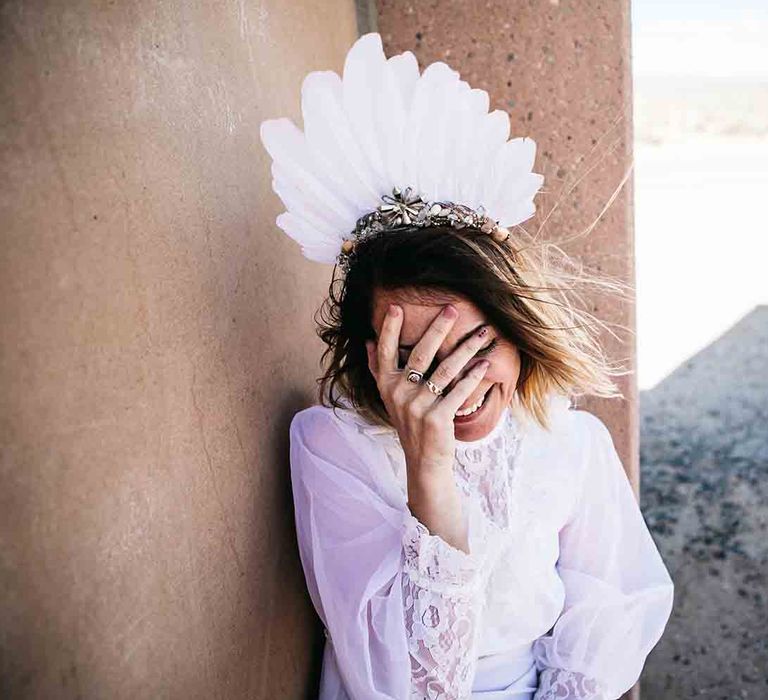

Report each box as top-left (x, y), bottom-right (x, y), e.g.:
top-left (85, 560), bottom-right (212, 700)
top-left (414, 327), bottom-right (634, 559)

top-left (336, 186), bottom-right (510, 272)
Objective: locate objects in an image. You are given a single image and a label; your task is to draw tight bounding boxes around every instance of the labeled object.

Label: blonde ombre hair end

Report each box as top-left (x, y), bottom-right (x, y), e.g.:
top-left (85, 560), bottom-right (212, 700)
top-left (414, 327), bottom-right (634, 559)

top-left (314, 223), bottom-right (628, 431)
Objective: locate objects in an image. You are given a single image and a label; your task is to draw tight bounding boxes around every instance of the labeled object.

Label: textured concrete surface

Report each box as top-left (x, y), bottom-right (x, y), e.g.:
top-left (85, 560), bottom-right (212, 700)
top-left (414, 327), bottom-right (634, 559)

top-left (376, 0), bottom-right (638, 484)
top-left (0, 2), bottom-right (358, 697)
top-left (639, 307), bottom-right (768, 698)
top-left (1, 1), bottom-right (642, 698)
top-left (375, 5), bottom-right (638, 697)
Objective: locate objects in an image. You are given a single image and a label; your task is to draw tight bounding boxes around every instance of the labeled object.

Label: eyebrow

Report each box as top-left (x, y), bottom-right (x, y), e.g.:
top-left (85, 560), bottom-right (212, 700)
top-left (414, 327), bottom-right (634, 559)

top-left (398, 322), bottom-right (486, 352)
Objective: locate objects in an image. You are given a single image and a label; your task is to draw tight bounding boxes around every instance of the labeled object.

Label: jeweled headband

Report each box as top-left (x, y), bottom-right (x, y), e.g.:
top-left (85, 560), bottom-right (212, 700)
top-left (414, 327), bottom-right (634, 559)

top-left (337, 185), bottom-right (512, 273)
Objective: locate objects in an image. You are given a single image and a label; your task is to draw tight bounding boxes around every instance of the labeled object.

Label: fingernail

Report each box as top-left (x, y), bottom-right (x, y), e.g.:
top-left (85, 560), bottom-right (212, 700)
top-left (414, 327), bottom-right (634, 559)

top-left (389, 304), bottom-right (401, 317)
top-left (443, 304), bottom-right (457, 319)
top-left (476, 360), bottom-right (490, 371)
top-left (477, 325), bottom-right (489, 337)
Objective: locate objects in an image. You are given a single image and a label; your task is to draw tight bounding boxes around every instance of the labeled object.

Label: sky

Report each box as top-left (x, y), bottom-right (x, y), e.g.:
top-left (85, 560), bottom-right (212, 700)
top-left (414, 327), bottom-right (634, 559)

top-left (631, 0), bottom-right (768, 78)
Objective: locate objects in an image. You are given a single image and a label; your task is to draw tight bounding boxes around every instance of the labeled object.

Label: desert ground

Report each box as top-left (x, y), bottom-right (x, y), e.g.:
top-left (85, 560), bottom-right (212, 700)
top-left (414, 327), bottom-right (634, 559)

top-left (634, 76), bottom-right (768, 698)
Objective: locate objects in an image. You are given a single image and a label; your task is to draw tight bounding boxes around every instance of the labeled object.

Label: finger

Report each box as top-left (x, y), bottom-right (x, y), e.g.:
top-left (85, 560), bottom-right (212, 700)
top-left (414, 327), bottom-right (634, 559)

top-left (365, 340), bottom-right (378, 377)
top-left (377, 304), bottom-right (403, 373)
top-left (404, 304), bottom-right (459, 374)
top-left (428, 324), bottom-right (493, 393)
top-left (433, 360), bottom-right (490, 417)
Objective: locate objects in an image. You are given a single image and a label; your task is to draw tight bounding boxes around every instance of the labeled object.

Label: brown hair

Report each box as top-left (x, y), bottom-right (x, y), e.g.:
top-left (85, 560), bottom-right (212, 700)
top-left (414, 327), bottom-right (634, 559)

top-left (313, 223), bottom-right (626, 429)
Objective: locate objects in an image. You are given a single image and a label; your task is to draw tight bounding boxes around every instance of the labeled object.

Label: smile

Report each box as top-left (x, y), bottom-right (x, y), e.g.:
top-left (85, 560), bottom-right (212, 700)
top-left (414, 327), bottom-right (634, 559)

top-left (454, 384), bottom-right (494, 420)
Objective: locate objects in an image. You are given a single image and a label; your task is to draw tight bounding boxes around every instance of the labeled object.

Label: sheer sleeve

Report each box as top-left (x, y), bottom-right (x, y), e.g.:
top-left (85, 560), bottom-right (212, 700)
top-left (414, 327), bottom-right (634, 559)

top-left (532, 411), bottom-right (674, 700)
top-left (289, 407), bottom-right (486, 699)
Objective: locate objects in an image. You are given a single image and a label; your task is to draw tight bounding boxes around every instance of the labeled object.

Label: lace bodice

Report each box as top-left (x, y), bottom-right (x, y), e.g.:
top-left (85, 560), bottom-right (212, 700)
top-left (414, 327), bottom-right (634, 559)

top-left (288, 397), bottom-right (674, 700)
top-left (393, 408), bottom-right (604, 699)
top-left (453, 413), bottom-right (521, 532)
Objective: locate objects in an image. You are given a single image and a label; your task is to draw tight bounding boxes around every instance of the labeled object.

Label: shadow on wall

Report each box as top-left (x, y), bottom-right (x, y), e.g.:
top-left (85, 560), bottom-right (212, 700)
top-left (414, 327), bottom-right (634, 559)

top-left (638, 306), bottom-right (768, 699)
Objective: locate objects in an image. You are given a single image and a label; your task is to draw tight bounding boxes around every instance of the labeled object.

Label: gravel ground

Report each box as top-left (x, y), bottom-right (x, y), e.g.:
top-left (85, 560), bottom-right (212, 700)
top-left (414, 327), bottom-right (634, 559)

top-left (639, 306), bottom-right (768, 699)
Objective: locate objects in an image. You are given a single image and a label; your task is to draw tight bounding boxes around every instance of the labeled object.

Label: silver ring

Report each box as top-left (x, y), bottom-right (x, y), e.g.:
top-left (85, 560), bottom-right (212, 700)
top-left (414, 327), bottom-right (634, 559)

top-left (425, 379), bottom-right (443, 396)
top-left (405, 366), bottom-right (424, 384)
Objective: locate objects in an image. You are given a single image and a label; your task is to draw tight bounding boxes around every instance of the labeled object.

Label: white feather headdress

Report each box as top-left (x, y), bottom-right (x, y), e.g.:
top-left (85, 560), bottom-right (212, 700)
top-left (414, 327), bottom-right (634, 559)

top-left (259, 32), bottom-right (544, 268)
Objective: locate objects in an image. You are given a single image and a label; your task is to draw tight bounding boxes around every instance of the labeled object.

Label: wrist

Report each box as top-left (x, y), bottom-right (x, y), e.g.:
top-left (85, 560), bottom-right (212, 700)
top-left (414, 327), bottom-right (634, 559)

top-left (406, 480), bottom-right (470, 556)
top-left (406, 464), bottom-right (455, 501)
top-left (406, 455), bottom-right (453, 483)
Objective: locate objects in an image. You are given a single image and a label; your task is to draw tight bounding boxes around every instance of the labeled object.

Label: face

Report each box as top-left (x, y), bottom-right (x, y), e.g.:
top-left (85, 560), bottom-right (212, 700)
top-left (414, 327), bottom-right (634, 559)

top-left (371, 288), bottom-right (521, 442)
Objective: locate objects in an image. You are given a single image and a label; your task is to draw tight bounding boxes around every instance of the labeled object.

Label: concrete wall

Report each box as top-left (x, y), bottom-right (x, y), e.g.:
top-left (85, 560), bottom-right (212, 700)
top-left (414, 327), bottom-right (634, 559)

top-left (375, 0), bottom-right (638, 484)
top-left (374, 2), bottom-right (638, 698)
top-left (1, 1), bottom-right (637, 698)
top-left (0, 2), bottom-right (358, 697)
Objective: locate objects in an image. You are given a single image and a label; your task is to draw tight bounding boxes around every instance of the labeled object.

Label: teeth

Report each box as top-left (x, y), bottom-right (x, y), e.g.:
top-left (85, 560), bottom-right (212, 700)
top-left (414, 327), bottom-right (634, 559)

top-left (455, 390), bottom-right (487, 417)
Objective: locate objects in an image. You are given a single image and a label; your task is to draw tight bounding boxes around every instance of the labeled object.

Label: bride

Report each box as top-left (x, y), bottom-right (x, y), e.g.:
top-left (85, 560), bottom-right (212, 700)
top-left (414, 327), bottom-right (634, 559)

top-left (261, 32), bottom-right (673, 700)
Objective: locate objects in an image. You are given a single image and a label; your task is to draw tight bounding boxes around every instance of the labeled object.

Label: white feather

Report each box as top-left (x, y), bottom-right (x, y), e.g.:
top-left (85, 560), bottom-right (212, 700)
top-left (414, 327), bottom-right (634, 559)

top-left (271, 167), bottom-right (339, 243)
top-left (261, 118), bottom-right (353, 230)
top-left (484, 137), bottom-right (537, 213)
top-left (301, 70), bottom-right (381, 212)
top-left (466, 109), bottom-right (511, 210)
top-left (372, 59), bottom-right (406, 192)
top-left (454, 88), bottom-right (493, 205)
top-left (342, 33), bottom-right (389, 194)
top-left (276, 212), bottom-right (337, 263)
top-left (414, 63), bottom-right (462, 202)
top-left (387, 50), bottom-right (420, 108)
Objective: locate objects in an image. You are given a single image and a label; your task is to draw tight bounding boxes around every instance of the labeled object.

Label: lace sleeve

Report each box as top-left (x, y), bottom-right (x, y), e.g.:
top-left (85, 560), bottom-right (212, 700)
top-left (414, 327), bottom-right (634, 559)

top-left (401, 509), bottom-right (485, 700)
top-left (533, 668), bottom-right (607, 700)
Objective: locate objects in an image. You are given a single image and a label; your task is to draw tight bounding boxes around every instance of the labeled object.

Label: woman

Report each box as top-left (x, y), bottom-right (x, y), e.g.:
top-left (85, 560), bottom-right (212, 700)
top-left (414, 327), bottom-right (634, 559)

top-left (261, 33), bottom-right (673, 700)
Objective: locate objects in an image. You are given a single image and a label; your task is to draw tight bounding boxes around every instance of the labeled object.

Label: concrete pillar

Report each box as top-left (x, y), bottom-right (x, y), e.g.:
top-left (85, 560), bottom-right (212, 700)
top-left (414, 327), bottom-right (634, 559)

top-left (1, 1), bottom-right (639, 698)
top-left (0, 2), bottom-right (358, 697)
top-left (374, 1), bottom-right (638, 698)
top-left (375, 0), bottom-right (637, 480)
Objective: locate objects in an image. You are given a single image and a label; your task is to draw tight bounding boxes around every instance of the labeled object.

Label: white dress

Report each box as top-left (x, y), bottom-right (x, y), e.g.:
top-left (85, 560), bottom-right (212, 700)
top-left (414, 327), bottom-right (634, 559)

top-left (288, 393), bottom-right (674, 700)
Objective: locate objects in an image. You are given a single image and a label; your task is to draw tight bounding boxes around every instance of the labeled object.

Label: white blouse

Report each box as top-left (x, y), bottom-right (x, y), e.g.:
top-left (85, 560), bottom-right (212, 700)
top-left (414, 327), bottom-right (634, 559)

top-left (288, 393), bottom-right (674, 700)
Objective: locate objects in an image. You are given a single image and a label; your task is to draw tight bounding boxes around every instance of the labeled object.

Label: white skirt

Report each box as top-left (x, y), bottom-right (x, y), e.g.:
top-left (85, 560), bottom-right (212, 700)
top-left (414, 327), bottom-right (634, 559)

top-left (319, 640), bottom-right (539, 699)
top-left (472, 644), bottom-right (538, 699)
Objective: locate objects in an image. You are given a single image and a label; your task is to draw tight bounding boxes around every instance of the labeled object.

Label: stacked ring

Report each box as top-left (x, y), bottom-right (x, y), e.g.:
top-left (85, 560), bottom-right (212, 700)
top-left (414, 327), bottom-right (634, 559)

top-left (405, 367), bottom-right (424, 384)
top-left (425, 380), bottom-right (443, 396)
